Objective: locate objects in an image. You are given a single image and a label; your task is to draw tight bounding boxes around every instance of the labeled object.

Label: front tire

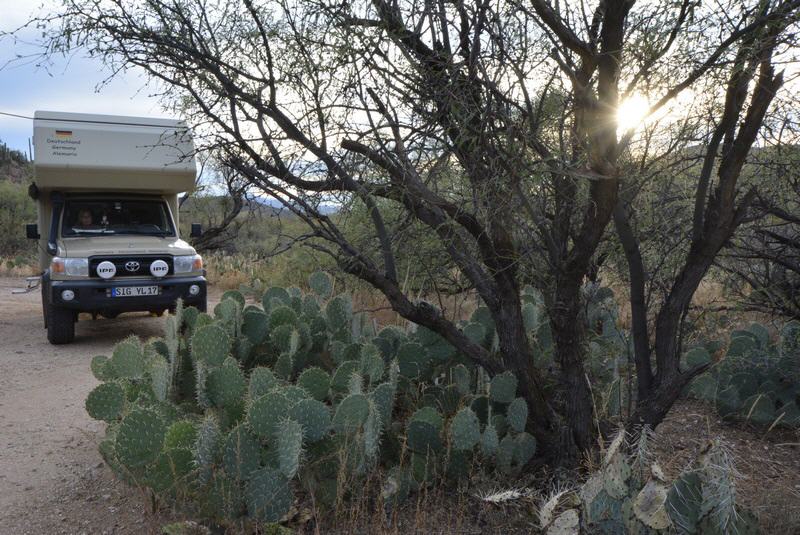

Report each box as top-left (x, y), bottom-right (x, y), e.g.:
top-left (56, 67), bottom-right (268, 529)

top-left (46, 303), bottom-right (76, 344)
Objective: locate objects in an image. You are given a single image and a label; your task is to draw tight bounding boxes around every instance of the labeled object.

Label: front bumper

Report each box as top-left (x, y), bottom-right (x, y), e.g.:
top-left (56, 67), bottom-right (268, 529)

top-left (49, 275), bottom-right (207, 312)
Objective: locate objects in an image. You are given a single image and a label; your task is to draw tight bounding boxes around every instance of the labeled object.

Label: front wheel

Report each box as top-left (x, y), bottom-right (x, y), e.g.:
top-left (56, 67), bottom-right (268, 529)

top-left (46, 303), bottom-right (76, 344)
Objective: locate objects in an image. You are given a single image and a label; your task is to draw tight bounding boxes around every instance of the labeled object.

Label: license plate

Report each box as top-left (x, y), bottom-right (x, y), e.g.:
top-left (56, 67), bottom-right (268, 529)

top-left (112, 286), bottom-right (160, 297)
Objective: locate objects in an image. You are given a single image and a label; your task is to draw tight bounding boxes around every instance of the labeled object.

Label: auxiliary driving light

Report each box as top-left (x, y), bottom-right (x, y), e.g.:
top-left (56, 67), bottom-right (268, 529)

top-left (189, 284), bottom-right (200, 296)
top-left (61, 289), bottom-right (75, 301)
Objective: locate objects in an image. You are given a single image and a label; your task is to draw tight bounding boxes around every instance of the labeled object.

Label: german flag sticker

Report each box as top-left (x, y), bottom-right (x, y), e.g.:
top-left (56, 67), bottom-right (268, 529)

top-left (55, 130), bottom-right (72, 138)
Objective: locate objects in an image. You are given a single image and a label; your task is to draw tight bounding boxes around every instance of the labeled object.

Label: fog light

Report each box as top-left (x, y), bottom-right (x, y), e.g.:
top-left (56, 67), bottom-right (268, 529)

top-left (189, 284), bottom-right (200, 296)
top-left (61, 289), bottom-right (75, 301)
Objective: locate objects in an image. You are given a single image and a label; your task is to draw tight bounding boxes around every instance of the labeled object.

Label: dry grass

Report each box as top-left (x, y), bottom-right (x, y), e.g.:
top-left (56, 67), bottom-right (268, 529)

top-left (654, 399), bottom-right (800, 535)
top-left (0, 255), bottom-right (38, 277)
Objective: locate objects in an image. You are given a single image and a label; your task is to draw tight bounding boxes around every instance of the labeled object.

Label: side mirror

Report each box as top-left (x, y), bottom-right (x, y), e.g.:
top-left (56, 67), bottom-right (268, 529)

top-left (190, 223), bottom-right (203, 238)
top-left (25, 224), bottom-right (39, 240)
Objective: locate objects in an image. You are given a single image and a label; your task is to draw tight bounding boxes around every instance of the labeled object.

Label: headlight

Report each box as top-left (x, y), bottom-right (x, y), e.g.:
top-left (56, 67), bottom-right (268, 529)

top-left (51, 257), bottom-right (89, 277)
top-left (174, 254), bottom-right (202, 273)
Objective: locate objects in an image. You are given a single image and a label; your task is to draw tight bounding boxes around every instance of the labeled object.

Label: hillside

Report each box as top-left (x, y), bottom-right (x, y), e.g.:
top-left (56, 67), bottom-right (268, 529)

top-left (0, 140), bottom-right (31, 184)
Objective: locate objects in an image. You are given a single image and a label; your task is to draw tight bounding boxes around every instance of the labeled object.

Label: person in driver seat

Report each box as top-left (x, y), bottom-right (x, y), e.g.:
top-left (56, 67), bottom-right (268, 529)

top-left (75, 209), bottom-right (98, 229)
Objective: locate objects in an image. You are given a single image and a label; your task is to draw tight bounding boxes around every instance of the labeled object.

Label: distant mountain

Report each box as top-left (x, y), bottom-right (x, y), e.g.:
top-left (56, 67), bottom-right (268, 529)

top-left (250, 195), bottom-right (340, 215)
top-left (180, 193), bottom-right (339, 216)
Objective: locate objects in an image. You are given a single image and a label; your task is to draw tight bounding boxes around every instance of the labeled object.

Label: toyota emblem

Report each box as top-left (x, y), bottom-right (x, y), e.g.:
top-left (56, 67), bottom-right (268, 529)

top-left (125, 261), bottom-right (140, 272)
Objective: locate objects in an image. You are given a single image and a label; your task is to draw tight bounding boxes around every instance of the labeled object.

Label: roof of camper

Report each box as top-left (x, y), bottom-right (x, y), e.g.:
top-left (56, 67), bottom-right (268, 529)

top-left (33, 110), bottom-right (196, 194)
top-left (34, 110), bottom-right (187, 128)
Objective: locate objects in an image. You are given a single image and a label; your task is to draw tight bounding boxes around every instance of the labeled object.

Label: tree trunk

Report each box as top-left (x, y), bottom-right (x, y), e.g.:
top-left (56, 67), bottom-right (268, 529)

top-left (613, 201), bottom-right (653, 401)
top-left (491, 275), bottom-right (560, 454)
top-left (551, 274), bottom-right (594, 461)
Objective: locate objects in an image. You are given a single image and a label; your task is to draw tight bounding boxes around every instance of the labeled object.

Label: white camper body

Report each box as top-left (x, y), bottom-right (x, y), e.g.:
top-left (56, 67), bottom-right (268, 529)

top-left (29, 111), bottom-right (207, 344)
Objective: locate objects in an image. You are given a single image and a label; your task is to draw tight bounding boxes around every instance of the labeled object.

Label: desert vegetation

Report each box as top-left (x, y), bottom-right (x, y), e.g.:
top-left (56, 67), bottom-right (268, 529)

top-left (1, 0), bottom-right (799, 532)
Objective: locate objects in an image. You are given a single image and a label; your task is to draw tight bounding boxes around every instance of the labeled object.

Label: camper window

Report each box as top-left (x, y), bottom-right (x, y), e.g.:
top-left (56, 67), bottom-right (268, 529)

top-left (61, 200), bottom-right (175, 237)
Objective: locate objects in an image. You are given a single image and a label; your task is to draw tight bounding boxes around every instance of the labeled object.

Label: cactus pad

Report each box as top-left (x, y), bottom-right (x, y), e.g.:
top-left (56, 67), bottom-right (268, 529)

top-left (148, 354), bottom-right (171, 402)
top-left (406, 420), bottom-right (442, 453)
top-left (277, 419), bottom-right (304, 478)
top-left (221, 289), bottom-right (246, 308)
top-left (463, 322), bottom-right (487, 346)
top-left (245, 468), bottom-right (293, 522)
top-left (110, 338), bottom-right (145, 379)
top-left (195, 415), bottom-right (221, 484)
top-left (450, 407), bottom-right (481, 450)
top-left (207, 473), bottom-right (244, 520)
top-left (333, 393), bottom-right (370, 433)
top-left (666, 471), bottom-right (702, 533)
top-left (206, 364), bottom-right (246, 408)
top-left (397, 342), bottom-right (430, 378)
top-left (182, 305), bottom-right (199, 331)
top-left (633, 480), bottom-right (670, 529)
top-left (684, 347), bottom-right (711, 368)
top-left (248, 367), bottom-right (278, 399)
top-left (191, 324), bottom-right (231, 366)
top-left (412, 406), bottom-right (443, 429)
top-left (727, 336), bottom-right (755, 357)
top-left (450, 364), bottom-right (471, 395)
top-left (743, 394), bottom-right (776, 425)
top-left (269, 305), bottom-right (298, 330)
top-left (289, 398), bottom-right (331, 442)
top-left (497, 434), bottom-right (515, 472)
top-left (302, 294), bottom-right (321, 316)
top-left (90, 355), bottom-right (115, 381)
top-left (262, 286), bottom-right (291, 310)
top-left (85, 382), bottom-right (126, 422)
top-left (360, 345), bottom-right (385, 384)
top-left (248, 391), bottom-right (292, 439)
top-left (274, 351), bottom-right (294, 380)
top-left (271, 324), bottom-right (301, 355)
top-left (146, 447), bottom-right (194, 494)
top-left (222, 425), bottom-right (262, 481)
top-left (689, 375), bottom-right (717, 401)
top-left (331, 361), bottom-right (360, 393)
top-left (506, 397), bottom-right (528, 433)
top-left (370, 382), bottom-right (395, 426)
top-left (242, 310), bottom-right (269, 345)
top-left (489, 372), bottom-right (518, 403)
top-left (297, 367), bottom-right (330, 401)
top-left (309, 271), bottom-right (333, 299)
top-left (513, 432), bottom-right (537, 467)
top-left (115, 408), bottom-right (166, 467)
top-left (325, 295), bottom-right (352, 332)
top-left (472, 416), bottom-right (496, 453)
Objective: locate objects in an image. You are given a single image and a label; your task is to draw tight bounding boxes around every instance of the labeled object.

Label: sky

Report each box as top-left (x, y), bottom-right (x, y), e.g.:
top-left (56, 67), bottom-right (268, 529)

top-left (0, 1), bottom-right (166, 155)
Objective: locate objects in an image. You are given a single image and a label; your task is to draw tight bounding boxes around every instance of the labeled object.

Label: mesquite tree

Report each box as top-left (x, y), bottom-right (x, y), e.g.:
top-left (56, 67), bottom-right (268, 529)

top-left (19, 0), bottom-right (797, 462)
top-left (721, 146), bottom-right (800, 320)
top-left (612, 3), bottom-right (800, 427)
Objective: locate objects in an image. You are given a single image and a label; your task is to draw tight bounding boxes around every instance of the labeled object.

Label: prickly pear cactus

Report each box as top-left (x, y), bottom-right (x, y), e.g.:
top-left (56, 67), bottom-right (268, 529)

top-left (85, 273), bottom-right (564, 529)
top-left (687, 320), bottom-right (800, 429)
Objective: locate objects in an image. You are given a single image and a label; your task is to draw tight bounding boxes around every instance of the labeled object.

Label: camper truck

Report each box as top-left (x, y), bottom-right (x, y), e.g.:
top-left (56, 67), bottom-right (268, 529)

top-left (26, 111), bottom-right (207, 344)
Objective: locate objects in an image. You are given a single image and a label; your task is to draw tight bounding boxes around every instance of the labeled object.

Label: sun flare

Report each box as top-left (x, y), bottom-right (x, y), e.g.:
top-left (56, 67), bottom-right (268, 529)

top-left (616, 94), bottom-right (651, 132)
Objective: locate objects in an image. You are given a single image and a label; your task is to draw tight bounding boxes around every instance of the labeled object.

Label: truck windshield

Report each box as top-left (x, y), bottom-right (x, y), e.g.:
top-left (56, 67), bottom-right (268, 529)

top-left (61, 200), bottom-right (175, 237)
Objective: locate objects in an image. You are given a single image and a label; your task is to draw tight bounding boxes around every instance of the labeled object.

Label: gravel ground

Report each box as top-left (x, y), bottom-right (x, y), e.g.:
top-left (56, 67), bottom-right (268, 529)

top-left (0, 277), bottom-right (219, 534)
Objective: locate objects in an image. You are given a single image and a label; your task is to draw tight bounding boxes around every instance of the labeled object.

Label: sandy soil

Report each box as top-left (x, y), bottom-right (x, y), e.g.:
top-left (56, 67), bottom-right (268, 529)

top-left (0, 277), bottom-right (220, 534)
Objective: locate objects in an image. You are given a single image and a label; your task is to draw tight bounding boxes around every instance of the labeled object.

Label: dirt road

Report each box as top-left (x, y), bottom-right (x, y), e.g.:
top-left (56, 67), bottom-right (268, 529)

top-left (0, 277), bottom-right (216, 534)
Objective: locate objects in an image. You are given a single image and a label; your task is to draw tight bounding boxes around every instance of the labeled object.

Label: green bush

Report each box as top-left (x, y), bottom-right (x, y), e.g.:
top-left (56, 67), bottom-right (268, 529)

top-left (0, 181), bottom-right (36, 257)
